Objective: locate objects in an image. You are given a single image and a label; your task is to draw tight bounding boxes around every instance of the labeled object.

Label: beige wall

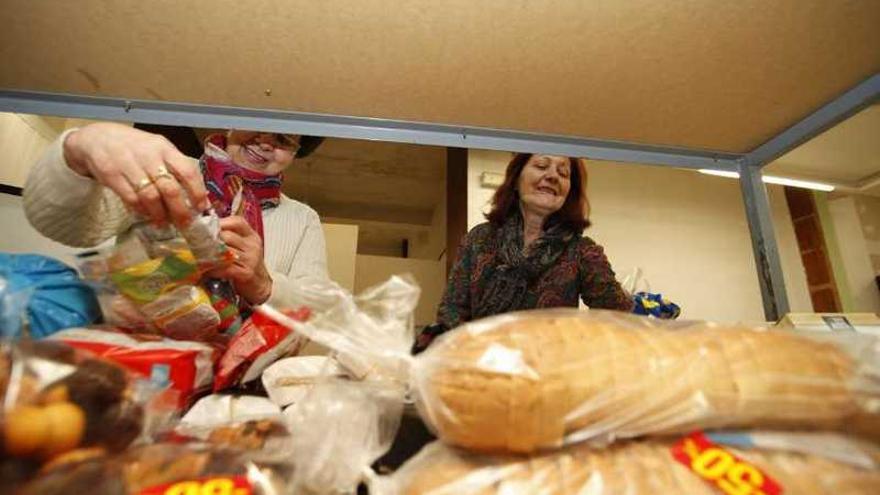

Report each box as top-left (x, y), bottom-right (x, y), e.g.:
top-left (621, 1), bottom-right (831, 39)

top-left (354, 254), bottom-right (444, 327)
top-left (853, 195), bottom-right (880, 274)
top-left (827, 195), bottom-right (880, 313)
top-left (466, 150), bottom-right (812, 323)
top-left (321, 223), bottom-right (358, 291)
top-left (0, 113), bottom-right (60, 187)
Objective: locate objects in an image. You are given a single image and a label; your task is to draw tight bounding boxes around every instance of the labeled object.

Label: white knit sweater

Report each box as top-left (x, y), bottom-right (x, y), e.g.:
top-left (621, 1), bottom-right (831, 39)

top-left (23, 130), bottom-right (328, 309)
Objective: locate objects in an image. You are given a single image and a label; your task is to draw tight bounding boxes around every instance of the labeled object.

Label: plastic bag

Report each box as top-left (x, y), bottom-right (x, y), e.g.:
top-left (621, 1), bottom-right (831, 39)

top-left (379, 432), bottom-right (880, 495)
top-left (49, 327), bottom-right (216, 409)
top-left (0, 253), bottom-right (100, 338)
top-left (410, 309), bottom-right (880, 453)
top-left (621, 267), bottom-right (681, 319)
top-left (0, 340), bottom-right (170, 488)
top-left (261, 304), bottom-right (880, 455)
top-left (262, 355), bottom-right (346, 408)
top-left (77, 210), bottom-right (237, 340)
top-left (252, 275), bottom-right (420, 494)
top-left (213, 307), bottom-right (311, 392)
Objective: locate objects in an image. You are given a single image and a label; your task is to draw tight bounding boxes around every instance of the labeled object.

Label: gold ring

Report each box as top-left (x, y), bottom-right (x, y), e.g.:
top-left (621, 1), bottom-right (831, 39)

top-left (155, 165), bottom-right (169, 175)
top-left (152, 171), bottom-right (174, 183)
top-left (134, 177), bottom-right (154, 192)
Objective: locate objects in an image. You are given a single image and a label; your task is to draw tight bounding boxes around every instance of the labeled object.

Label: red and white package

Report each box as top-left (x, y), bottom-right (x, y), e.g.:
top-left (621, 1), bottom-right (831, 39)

top-left (214, 307), bottom-right (311, 392)
top-left (50, 327), bottom-right (217, 408)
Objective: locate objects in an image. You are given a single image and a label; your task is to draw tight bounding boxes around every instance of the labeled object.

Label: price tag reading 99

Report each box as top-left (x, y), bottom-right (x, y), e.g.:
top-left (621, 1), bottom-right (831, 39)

top-left (139, 476), bottom-right (252, 495)
top-left (671, 432), bottom-right (783, 495)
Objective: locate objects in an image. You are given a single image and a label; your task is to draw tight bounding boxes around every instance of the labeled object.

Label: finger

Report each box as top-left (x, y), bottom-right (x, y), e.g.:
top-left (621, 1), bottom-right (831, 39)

top-left (100, 167), bottom-right (149, 219)
top-left (107, 154), bottom-right (168, 223)
top-left (147, 165), bottom-right (192, 228)
top-left (163, 149), bottom-right (209, 211)
top-left (219, 229), bottom-right (247, 250)
top-left (218, 216), bottom-right (256, 236)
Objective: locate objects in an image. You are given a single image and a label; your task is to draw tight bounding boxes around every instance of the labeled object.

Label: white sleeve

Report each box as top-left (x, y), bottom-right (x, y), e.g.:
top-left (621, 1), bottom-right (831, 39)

top-left (22, 129), bottom-right (133, 247)
top-left (266, 208), bottom-right (329, 308)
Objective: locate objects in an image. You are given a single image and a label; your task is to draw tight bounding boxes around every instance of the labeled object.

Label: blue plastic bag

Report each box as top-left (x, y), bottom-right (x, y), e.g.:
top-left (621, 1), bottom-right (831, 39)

top-left (0, 253), bottom-right (100, 338)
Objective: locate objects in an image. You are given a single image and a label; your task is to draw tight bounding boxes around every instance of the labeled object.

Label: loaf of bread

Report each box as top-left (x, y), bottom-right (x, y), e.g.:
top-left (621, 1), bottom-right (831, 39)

top-left (413, 309), bottom-right (879, 453)
top-left (392, 438), bottom-right (880, 495)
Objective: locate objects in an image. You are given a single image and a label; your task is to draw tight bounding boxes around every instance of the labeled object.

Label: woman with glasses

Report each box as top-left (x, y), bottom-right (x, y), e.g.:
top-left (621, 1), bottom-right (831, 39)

top-left (22, 122), bottom-right (327, 308)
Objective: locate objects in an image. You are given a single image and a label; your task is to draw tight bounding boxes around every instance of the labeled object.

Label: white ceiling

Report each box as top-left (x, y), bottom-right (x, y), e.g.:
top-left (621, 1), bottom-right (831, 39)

top-left (766, 105), bottom-right (880, 195)
top-left (283, 138), bottom-right (446, 255)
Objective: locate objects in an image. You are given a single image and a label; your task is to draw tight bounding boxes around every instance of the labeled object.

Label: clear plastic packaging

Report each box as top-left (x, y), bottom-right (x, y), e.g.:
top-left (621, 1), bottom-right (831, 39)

top-left (76, 210), bottom-right (237, 340)
top-left (380, 433), bottom-right (880, 495)
top-left (254, 275), bottom-right (420, 494)
top-left (0, 340), bottom-right (170, 488)
top-left (410, 309), bottom-right (880, 453)
top-left (262, 305), bottom-right (880, 455)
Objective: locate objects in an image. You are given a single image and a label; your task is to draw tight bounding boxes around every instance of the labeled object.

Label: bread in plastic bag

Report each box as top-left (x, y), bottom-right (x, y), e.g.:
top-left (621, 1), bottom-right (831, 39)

top-left (410, 309), bottom-right (880, 453)
top-left (381, 433), bottom-right (880, 495)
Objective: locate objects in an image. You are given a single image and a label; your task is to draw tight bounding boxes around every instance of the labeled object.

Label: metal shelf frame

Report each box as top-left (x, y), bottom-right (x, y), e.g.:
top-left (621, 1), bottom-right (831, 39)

top-left (1, 72), bottom-right (878, 321)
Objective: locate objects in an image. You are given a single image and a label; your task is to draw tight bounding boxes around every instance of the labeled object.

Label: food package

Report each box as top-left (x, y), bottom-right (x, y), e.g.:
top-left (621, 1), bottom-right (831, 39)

top-left (410, 309), bottom-right (880, 453)
top-left (17, 442), bottom-right (293, 495)
top-left (0, 253), bottom-right (101, 338)
top-left (175, 395), bottom-right (293, 457)
top-left (213, 308), bottom-right (311, 392)
top-left (0, 340), bottom-right (165, 488)
top-left (49, 327), bottom-right (216, 409)
top-left (76, 211), bottom-right (237, 340)
top-left (380, 432), bottom-right (880, 495)
top-left (262, 355), bottom-right (346, 408)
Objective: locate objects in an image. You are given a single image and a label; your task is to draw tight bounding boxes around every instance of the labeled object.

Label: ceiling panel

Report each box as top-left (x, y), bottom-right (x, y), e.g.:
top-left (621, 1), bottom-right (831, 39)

top-left (1, 0), bottom-right (878, 153)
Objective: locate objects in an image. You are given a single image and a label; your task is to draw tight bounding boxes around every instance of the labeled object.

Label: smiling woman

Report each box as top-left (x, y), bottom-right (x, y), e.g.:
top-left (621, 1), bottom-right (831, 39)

top-left (414, 152), bottom-right (632, 352)
top-left (22, 122), bottom-right (329, 313)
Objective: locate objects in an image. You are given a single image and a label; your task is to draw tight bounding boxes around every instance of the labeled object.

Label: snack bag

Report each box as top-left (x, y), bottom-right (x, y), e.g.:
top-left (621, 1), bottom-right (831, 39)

top-left (50, 327), bottom-right (216, 409)
top-left (213, 307), bottom-right (311, 391)
top-left (0, 340), bottom-right (169, 488)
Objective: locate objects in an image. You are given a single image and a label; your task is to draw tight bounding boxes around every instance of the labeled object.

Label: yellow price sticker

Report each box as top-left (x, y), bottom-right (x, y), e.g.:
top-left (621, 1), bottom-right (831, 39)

top-left (139, 475), bottom-right (252, 495)
top-left (671, 432), bottom-right (782, 495)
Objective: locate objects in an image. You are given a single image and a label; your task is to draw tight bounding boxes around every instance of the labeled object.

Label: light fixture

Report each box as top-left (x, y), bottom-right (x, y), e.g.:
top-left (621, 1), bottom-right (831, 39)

top-left (698, 169), bottom-right (835, 192)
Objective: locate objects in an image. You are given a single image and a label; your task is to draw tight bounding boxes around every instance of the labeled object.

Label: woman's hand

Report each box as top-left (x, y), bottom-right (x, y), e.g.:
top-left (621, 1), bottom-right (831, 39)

top-left (63, 122), bottom-right (209, 227)
top-left (211, 216), bottom-right (273, 305)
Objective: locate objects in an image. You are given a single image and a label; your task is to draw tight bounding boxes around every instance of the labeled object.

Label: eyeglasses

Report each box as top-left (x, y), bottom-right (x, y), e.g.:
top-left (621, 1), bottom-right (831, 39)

top-left (272, 133), bottom-right (302, 154)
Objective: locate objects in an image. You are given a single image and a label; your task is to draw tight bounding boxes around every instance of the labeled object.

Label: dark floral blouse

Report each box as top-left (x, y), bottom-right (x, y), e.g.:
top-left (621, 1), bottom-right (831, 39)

top-left (414, 222), bottom-right (633, 352)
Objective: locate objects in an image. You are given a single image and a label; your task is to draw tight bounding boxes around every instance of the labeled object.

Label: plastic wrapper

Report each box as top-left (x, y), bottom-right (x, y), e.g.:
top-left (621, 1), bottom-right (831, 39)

top-left (409, 309), bottom-right (880, 453)
top-left (284, 379), bottom-right (405, 495)
top-left (49, 327), bottom-right (216, 409)
top-left (379, 432), bottom-right (880, 495)
top-left (0, 340), bottom-right (170, 488)
top-left (213, 308), bottom-right (311, 392)
top-left (16, 441), bottom-right (293, 495)
top-left (253, 275), bottom-right (420, 494)
top-left (260, 303), bottom-right (880, 455)
top-left (262, 356), bottom-right (346, 408)
top-left (0, 253), bottom-right (100, 338)
top-left (76, 210), bottom-right (237, 340)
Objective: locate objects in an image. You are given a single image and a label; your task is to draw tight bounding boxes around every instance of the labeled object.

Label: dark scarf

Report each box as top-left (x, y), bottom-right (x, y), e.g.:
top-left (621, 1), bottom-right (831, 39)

top-left (200, 134), bottom-right (283, 243)
top-left (473, 212), bottom-right (575, 319)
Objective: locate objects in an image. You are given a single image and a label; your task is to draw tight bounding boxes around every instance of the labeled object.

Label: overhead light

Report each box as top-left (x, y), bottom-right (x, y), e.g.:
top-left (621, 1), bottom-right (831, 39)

top-left (698, 169), bottom-right (835, 192)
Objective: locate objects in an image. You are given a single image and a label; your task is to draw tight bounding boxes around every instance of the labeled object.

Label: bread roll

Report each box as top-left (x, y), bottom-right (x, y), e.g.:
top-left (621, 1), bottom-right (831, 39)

top-left (414, 310), bottom-right (879, 453)
top-left (393, 439), bottom-right (880, 495)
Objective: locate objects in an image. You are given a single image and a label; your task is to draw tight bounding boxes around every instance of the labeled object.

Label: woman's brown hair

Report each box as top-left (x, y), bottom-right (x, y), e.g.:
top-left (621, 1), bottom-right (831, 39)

top-left (486, 153), bottom-right (591, 232)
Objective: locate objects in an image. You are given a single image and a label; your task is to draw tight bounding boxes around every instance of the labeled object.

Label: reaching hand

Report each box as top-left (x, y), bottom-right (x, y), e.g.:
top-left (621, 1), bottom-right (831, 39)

top-left (210, 216), bottom-right (273, 305)
top-left (63, 122), bottom-right (209, 227)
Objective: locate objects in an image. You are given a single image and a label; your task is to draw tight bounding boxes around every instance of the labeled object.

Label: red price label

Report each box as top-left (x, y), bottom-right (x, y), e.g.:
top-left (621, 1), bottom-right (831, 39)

top-left (671, 432), bottom-right (783, 495)
top-left (139, 475), bottom-right (252, 495)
